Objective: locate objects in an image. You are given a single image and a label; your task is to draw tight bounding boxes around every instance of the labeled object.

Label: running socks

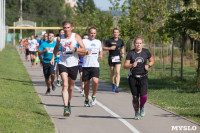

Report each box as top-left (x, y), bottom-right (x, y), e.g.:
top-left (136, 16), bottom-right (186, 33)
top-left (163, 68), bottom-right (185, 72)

top-left (140, 95), bottom-right (147, 108)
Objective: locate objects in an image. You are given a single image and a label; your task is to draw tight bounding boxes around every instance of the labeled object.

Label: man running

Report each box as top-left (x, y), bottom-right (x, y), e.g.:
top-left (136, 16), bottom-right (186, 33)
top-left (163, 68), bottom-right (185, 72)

top-left (79, 34), bottom-right (89, 96)
top-left (103, 28), bottom-right (125, 93)
top-left (39, 33), bottom-right (48, 67)
top-left (50, 21), bottom-right (86, 116)
top-left (54, 29), bottom-right (64, 87)
top-left (82, 27), bottom-right (103, 107)
top-left (38, 32), bottom-right (57, 95)
top-left (28, 35), bottom-right (38, 67)
top-left (24, 38), bottom-right (29, 62)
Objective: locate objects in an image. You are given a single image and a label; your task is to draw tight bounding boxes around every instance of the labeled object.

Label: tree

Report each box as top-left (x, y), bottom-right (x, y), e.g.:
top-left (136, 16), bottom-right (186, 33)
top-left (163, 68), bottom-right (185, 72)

top-left (76, 0), bottom-right (96, 14)
top-left (165, 0), bottom-right (200, 79)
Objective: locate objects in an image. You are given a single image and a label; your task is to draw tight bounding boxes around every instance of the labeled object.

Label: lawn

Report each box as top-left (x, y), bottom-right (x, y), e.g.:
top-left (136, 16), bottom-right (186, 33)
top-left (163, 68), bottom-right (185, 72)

top-left (99, 56), bottom-right (200, 124)
top-left (0, 45), bottom-right (54, 133)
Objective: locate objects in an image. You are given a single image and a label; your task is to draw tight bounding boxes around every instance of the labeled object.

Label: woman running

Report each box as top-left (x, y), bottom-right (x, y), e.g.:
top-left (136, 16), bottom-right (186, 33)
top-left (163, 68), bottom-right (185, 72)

top-left (124, 37), bottom-right (154, 120)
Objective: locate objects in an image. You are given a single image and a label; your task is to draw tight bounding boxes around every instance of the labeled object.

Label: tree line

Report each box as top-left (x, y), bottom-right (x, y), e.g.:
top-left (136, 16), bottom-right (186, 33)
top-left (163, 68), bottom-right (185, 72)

top-left (6, 0), bottom-right (200, 81)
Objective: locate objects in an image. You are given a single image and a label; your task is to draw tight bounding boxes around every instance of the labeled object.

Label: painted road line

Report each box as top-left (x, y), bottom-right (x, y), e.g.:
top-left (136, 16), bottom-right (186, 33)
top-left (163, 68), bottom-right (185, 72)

top-left (74, 86), bottom-right (140, 133)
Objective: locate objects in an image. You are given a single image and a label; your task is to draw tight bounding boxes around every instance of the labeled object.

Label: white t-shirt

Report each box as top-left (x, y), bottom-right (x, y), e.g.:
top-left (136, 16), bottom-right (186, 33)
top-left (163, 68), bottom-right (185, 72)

top-left (82, 39), bottom-right (102, 67)
top-left (59, 33), bottom-right (79, 67)
top-left (28, 39), bottom-right (38, 52)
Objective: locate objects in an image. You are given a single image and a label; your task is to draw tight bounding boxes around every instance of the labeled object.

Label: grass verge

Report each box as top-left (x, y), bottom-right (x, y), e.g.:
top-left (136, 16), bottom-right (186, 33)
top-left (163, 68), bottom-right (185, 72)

top-left (100, 56), bottom-right (200, 124)
top-left (0, 45), bottom-right (54, 133)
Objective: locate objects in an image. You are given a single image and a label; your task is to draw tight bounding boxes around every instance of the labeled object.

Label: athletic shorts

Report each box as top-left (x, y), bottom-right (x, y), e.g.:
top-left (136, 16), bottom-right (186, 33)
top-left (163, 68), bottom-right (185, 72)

top-left (43, 63), bottom-right (56, 79)
top-left (82, 67), bottom-right (99, 81)
top-left (29, 51), bottom-right (36, 55)
top-left (58, 64), bottom-right (78, 80)
top-left (128, 75), bottom-right (148, 97)
top-left (108, 56), bottom-right (121, 66)
top-left (25, 49), bottom-right (29, 55)
top-left (78, 65), bottom-right (83, 73)
top-left (39, 55), bottom-right (43, 64)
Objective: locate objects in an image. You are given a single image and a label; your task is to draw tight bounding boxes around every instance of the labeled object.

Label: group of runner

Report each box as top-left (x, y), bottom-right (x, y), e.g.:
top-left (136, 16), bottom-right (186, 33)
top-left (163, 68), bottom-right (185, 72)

top-left (24, 20), bottom-right (154, 120)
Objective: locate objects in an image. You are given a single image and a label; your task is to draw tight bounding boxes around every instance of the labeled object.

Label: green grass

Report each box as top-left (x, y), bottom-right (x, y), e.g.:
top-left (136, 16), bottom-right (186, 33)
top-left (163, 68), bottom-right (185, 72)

top-left (0, 45), bottom-right (54, 133)
top-left (100, 56), bottom-right (200, 124)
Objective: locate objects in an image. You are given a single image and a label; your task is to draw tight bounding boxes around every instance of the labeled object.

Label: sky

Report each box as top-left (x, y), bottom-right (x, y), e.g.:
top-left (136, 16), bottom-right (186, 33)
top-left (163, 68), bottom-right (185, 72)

top-left (93, 0), bottom-right (126, 11)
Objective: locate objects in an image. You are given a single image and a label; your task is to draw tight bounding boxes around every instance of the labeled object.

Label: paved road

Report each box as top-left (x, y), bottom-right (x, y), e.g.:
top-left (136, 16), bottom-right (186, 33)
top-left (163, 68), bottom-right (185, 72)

top-left (19, 52), bottom-right (199, 133)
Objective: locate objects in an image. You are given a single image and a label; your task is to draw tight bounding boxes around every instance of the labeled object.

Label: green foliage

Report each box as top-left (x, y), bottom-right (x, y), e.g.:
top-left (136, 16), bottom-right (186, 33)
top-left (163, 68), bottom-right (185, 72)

top-left (6, 0), bottom-right (65, 26)
top-left (76, 0), bottom-right (96, 14)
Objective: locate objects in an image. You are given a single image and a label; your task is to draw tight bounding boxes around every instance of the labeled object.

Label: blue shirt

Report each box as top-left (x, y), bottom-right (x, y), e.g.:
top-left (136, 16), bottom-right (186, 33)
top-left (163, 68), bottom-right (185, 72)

top-left (39, 41), bottom-right (57, 63)
top-left (78, 56), bottom-right (83, 66)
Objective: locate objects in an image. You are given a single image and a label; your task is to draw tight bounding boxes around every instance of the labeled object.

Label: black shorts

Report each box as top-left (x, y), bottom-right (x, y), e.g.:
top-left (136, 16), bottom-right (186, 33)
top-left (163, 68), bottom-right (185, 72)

top-left (58, 64), bottom-right (78, 80)
top-left (82, 67), bottom-right (99, 81)
top-left (39, 55), bottom-right (43, 64)
top-left (43, 63), bottom-right (56, 79)
top-left (78, 65), bottom-right (83, 73)
top-left (25, 49), bottom-right (29, 55)
top-left (128, 75), bottom-right (148, 97)
top-left (29, 51), bottom-right (36, 55)
top-left (108, 56), bottom-right (121, 66)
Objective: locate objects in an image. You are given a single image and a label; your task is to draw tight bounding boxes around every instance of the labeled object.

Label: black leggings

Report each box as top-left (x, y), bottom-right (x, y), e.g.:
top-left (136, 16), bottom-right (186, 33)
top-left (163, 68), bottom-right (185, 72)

top-left (128, 76), bottom-right (148, 97)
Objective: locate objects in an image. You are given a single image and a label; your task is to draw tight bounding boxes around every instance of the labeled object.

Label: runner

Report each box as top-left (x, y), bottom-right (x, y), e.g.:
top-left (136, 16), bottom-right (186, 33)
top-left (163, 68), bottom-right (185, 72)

top-left (38, 32), bottom-right (57, 95)
top-left (39, 33), bottom-right (48, 67)
top-left (50, 21), bottom-right (86, 116)
top-left (19, 39), bottom-right (23, 54)
top-left (24, 38), bottom-right (29, 62)
top-left (28, 35), bottom-right (38, 67)
top-left (103, 28), bottom-right (125, 93)
top-left (79, 34), bottom-right (89, 96)
top-left (82, 27), bottom-right (103, 107)
top-left (54, 29), bottom-right (64, 87)
top-left (124, 37), bottom-right (154, 120)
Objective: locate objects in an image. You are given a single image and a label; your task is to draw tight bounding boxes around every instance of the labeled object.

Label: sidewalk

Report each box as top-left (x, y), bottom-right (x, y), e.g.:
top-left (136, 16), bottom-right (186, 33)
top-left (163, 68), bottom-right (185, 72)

top-left (19, 52), bottom-right (199, 133)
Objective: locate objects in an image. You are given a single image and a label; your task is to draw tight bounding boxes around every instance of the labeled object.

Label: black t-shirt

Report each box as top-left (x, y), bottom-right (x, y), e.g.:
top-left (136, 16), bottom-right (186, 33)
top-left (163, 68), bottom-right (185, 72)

top-left (126, 48), bottom-right (151, 75)
top-left (105, 38), bottom-right (124, 57)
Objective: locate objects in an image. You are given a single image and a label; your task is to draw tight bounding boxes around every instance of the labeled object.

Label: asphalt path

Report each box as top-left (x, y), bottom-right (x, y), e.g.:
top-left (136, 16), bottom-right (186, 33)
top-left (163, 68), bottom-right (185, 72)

top-left (19, 51), bottom-right (199, 133)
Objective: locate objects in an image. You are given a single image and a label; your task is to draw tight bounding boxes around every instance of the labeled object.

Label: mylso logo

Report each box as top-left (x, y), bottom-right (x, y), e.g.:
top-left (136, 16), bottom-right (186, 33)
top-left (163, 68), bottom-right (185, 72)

top-left (171, 126), bottom-right (197, 131)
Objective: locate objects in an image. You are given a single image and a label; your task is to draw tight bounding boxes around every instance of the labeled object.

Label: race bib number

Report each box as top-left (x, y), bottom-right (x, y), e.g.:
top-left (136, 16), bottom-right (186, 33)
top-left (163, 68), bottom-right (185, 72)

top-left (91, 48), bottom-right (98, 56)
top-left (112, 56), bottom-right (120, 62)
top-left (47, 47), bottom-right (54, 53)
top-left (63, 47), bottom-right (73, 55)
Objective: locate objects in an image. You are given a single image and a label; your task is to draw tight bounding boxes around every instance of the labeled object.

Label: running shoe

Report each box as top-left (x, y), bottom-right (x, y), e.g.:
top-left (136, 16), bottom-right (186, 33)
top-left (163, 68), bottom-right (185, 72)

top-left (140, 107), bottom-right (145, 117)
top-left (56, 80), bottom-right (61, 87)
top-left (63, 107), bottom-right (70, 116)
top-left (81, 89), bottom-right (85, 97)
top-left (84, 100), bottom-right (90, 107)
top-left (112, 84), bottom-right (116, 92)
top-left (91, 96), bottom-right (96, 106)
top-left (45, 88), bottom-right (50, 95)
top-left (133, 112), bottom-right (140, 120)
top-left (115, 86), bottom-right (119, 93)
top-left (52, 85), bottom-right (56, 91)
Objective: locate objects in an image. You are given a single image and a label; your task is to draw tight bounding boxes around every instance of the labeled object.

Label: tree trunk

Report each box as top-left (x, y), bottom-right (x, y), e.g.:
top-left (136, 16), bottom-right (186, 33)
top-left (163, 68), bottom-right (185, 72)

top-left (180, 47), bottom-right (184, 80)
top-left (180, 35), bottom-right (186, 80)
top-left (150, 23), bottom-right (154, 72)
top-left (171, 38), bottom-right (174, 77)
top-left (162, 40), bottom-right (165, 72)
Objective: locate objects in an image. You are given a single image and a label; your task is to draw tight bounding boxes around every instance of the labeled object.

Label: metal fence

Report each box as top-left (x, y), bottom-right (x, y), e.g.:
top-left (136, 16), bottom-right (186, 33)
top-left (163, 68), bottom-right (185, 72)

top-left (0, 0), bottom-right (6, 51)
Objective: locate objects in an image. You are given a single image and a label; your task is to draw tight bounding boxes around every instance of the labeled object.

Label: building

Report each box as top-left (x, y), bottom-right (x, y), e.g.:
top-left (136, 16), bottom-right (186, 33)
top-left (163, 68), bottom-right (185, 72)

top-left (65, 0), bottom-right (77, 7)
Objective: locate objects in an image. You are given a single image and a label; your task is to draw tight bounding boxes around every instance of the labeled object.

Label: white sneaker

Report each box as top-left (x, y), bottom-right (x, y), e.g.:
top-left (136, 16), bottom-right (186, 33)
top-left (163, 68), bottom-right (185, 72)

top-left (91, 96), bottom-right (96, 106)
top-left (81, 89), bottom-right (85, 97)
